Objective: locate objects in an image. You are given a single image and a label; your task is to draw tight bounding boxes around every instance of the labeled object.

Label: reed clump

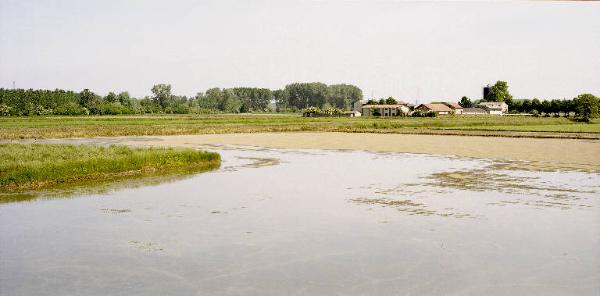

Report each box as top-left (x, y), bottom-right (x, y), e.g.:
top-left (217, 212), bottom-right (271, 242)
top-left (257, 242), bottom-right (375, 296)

top-left (0, 143), bottom-right (221, 191)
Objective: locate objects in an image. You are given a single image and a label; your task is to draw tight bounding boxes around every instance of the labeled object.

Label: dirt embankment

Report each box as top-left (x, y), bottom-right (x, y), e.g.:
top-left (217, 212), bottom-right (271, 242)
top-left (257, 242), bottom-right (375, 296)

top-left (117, 132), bottom-right (600, 172)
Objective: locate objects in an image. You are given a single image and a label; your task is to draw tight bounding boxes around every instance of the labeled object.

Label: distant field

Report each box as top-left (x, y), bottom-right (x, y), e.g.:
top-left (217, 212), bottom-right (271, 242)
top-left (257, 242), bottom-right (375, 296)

top-left (0, 114), bottom-right (599, 139)
top-left (0, 143), bottom-right (221, 191)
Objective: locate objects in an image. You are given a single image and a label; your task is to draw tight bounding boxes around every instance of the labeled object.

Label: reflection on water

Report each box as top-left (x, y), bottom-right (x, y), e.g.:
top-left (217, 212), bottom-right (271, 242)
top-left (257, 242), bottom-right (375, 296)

top-left (128, 240), bottom-right (164, 252)
top-left (421, 167), bottom-right (598, 210)
top-left (1, 146), bottom-right (599, 295)
top-left (426, 169), bottom-right (591, 195)
top-left (0, 173), bottom-right (197, 204)
top-left (349, 197), bottom-right (473, 219)
top-left (487, 199), bottom-right (593, 210)
top-left (100, 208), bottom-right (132, 214)
top-left (222, 156), bottom-right (280, 172)
top-left (350, 198), bottom-right (473, 218)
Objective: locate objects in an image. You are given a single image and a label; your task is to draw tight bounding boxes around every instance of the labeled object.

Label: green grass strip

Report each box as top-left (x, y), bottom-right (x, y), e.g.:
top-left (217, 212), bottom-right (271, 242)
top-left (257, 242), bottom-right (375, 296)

top-left (0, 115), bottom-right (598, 140)
top-left (0, 143), bottom-right (220, 191)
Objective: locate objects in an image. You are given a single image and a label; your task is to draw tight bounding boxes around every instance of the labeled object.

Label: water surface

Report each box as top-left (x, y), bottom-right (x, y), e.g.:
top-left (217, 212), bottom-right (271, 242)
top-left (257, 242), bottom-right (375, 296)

top-left (1, 146), bottom-right (599, 295)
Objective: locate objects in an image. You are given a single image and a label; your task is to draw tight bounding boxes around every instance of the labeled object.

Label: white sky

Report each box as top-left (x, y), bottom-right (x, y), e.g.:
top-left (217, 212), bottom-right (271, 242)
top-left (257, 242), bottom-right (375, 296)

top-left (1, 0), bottom-right (599, 102)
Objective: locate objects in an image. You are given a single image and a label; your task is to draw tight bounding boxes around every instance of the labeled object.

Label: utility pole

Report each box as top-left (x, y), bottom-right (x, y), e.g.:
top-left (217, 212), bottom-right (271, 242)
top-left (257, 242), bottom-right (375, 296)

top-left (12, 81), bottom-right (15, 89)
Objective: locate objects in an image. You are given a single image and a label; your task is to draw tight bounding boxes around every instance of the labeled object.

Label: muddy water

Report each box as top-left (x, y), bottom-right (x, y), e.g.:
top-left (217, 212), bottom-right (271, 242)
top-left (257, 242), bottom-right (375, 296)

top-left (1, 146), bottom-right (599, 295)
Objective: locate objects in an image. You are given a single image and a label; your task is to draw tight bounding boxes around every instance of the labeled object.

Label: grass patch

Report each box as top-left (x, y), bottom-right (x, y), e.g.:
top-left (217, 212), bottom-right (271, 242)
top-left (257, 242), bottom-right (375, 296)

top-left (0, 114), bottom-right (598, 139)
top-left (0, 143), bottom-right (220, 191)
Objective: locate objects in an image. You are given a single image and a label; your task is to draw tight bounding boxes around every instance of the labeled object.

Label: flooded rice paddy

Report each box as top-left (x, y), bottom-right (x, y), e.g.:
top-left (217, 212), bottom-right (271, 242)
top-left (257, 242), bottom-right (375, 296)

top-left (1, 144), bottom-right (599, 295)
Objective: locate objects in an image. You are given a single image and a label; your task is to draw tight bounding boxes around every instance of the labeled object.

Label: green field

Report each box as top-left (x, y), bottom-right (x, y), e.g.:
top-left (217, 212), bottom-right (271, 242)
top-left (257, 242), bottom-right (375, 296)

top-left (0, 143), bottom-right (221, 191)
top-left (1, 114), bottom-right (598, 140)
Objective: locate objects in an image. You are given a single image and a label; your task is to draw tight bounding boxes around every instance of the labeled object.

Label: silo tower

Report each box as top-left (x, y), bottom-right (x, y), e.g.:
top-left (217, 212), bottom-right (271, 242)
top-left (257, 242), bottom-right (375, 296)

top-left (483, 84), bottom-right (492, 100)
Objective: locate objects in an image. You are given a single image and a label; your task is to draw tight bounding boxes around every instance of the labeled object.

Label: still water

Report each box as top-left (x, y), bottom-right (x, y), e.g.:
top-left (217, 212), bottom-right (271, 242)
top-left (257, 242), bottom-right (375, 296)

top-left (1, 146), bottom-right (599, 295)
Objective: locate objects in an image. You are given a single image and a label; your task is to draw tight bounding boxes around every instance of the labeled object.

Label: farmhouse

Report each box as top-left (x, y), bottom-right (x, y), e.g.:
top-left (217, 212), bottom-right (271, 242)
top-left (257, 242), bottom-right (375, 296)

top-left (442, 102), bottom-right (463, 114)
top-left (478, 101), bottom-right (508, 115)
top-left (416, 103), bottom-right (453, 115)
top-left (354, 100), bottom-right (412, 117)
top-left (353, 100), bottom-right (368, 112)
top-left (361, 104), bottom-right (410, 117)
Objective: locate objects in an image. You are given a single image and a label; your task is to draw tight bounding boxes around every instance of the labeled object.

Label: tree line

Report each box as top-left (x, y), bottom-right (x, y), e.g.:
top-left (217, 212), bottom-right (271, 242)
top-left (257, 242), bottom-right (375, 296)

top-left (458, 81), bottom-right (599, 120)
top-left (0, 82), bottom-right (363, 116)
top-left (274, 83), bottom-right (362, 111)
top-left (2, 80), bottom-right (596, 120)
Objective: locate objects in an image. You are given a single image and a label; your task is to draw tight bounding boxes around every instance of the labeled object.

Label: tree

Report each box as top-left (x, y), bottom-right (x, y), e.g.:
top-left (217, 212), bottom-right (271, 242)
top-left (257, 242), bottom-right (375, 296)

top-left (573, 93), bottom-right (599, 122)
top-left (459, 96), bottom-right (472, 108)
top-left (385, 97), bottom-right (397, 105)
top-left (220, 89), bottom-right (242, 113)
top-left (521, 99), bottom-right (532, 113)
top-left (79, 89), bottom-right (102, 114)
top-left (151, 84), bottom-right (172, 109)
top-left (272, 89), bottom-right (289, 111)
top-left (117, 92), bottom-right (131, 106)
top-left (199, 88), bottom-right (243, 113)
top-left (541, 100), bottom-right (551, 114)
top-left (284, 82), bottom-right (328, 109)
top-left (79, 89), bottom-right (98, 108)
top-left (327, 84), bottom-right (363, 110)
top-left (509, 99), bottom-right (523, 113)
top-left (563, 99), bottom-right (576, 115)
top-left (202, 88), bottom-right (224, 110)
top-left (550, 99), bottom-right (561, 114)
top-left (105, 92), bottom-right (118, 103)
top-left (531, 98), bottom-right (541, 113)
top-left (232, 87), bottom-right (272, 112)
top-left (484, 81), bottom-right (512, 102)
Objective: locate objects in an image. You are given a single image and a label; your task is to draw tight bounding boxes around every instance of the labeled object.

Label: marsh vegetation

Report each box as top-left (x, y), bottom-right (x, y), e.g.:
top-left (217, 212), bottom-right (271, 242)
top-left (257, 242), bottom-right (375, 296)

top-left (0, 143), bottom-right (220, 192)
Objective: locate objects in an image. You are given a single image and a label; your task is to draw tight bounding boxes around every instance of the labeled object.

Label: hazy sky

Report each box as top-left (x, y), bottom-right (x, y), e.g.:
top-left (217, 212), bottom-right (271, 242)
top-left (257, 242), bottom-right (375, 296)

top-left (1, 0), bottom-right (599, 102)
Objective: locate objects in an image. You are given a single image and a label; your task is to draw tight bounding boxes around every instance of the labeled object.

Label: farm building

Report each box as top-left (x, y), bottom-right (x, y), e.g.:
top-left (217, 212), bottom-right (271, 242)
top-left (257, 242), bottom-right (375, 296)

top-left (462, 108), bottom-right (488, 115)
top-left (416, 103), bottom-right (453, 115)
top-left (343, 111), bottom-right (361, 117)
top-left (442, 102), bottom-right (463, 114)
top-left (478, 101), bottom-right (508, 115)
top-left (361, 104), bottom-right (410, 117)
top-left (353, 100), bottom-right (368, 112)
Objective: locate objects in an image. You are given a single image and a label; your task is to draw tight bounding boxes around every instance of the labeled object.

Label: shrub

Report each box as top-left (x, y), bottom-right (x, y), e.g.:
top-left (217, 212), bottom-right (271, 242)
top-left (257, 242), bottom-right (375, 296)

top-left (573, 93), bottom-right (599, 122)
top-left (98, 103), bottom-right (132, 115)
top-left (412, 110), bottom-right (424, 117)
top-left (164, 104), bottom-right (190, 114)
top-left (0, 104), bottom-right (12, 116)
top-left (302, 106), bottom-right (320, 117)
top-left (54, 101), bottom-right (87, 115)
top-left (302, 106), bottom-right (344, 117)
top-left (33, 105), bottom-right (53, 116)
